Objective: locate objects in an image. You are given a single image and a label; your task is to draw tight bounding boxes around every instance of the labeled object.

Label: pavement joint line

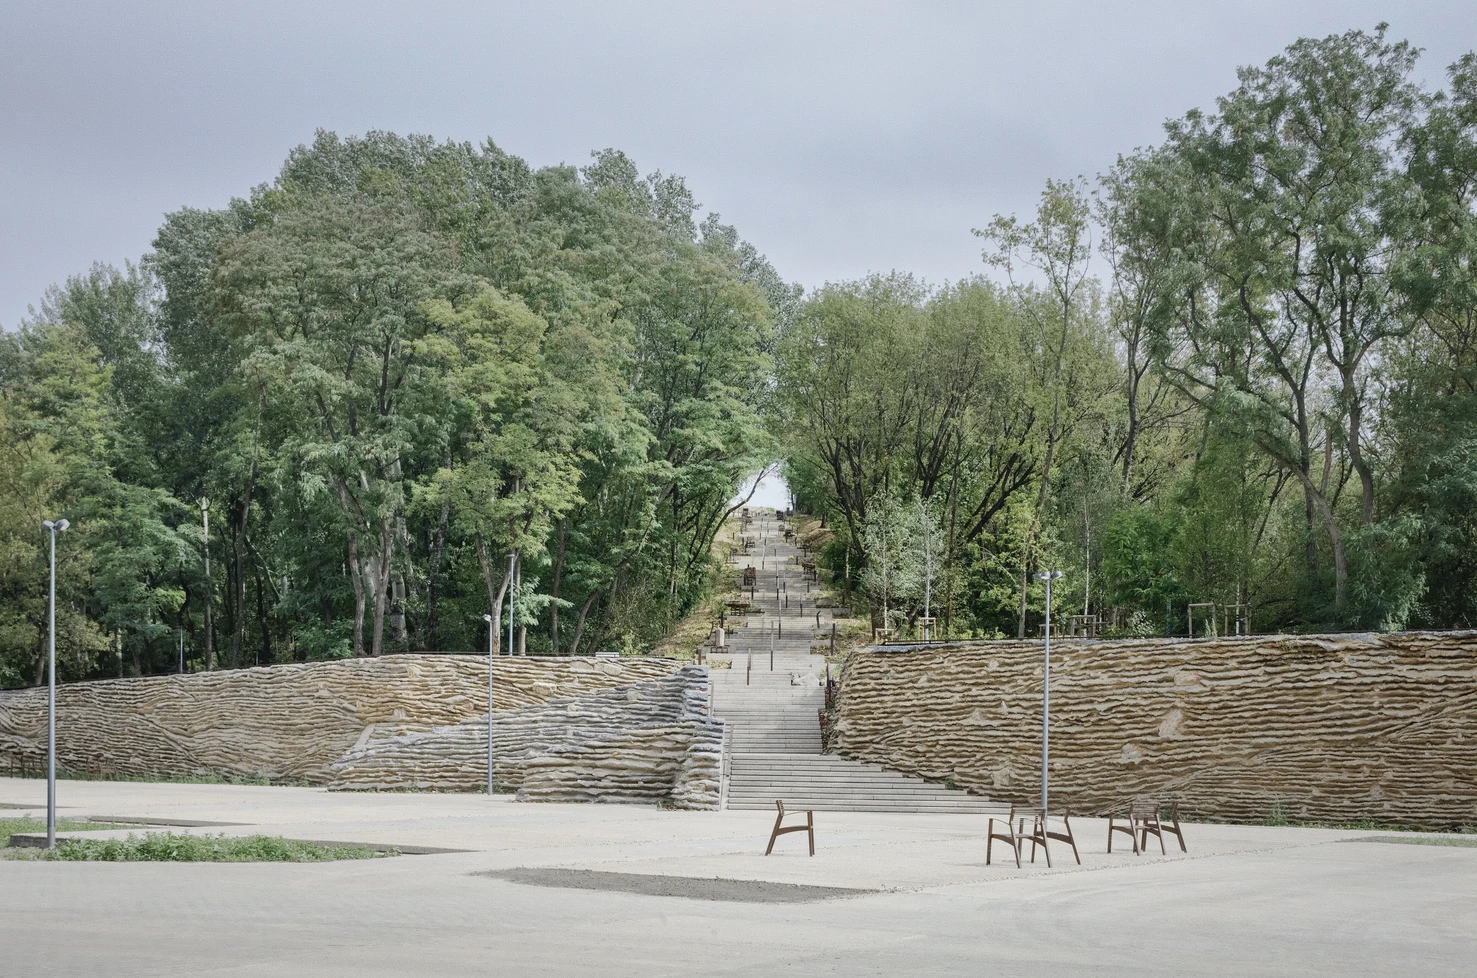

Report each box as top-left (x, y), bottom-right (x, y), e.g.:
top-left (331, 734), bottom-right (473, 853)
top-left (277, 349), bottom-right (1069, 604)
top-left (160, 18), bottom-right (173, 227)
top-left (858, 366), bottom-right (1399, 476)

top-left (87, 815), bottom-right (252, 827)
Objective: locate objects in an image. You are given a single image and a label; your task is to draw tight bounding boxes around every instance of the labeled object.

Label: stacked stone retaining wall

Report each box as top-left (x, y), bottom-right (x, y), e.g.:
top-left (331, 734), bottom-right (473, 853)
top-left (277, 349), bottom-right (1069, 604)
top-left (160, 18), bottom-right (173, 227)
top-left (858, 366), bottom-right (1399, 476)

top-left (329, 665), bottom-right (723, 808)
top-left (0, 655), bottom-right (717, 807)
top-left (830, 631), bottom-right (1477, 829)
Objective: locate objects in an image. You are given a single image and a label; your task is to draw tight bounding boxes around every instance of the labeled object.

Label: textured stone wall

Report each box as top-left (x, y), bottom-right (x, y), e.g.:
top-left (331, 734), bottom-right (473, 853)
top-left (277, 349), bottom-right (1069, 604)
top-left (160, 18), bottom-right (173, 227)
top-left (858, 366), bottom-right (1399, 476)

top-left (830, 632), bottom-right (1477, 828)
top-left (329, 665), bottom-right (724, 809)
top-left (0, 655), bottom-right (675, 785)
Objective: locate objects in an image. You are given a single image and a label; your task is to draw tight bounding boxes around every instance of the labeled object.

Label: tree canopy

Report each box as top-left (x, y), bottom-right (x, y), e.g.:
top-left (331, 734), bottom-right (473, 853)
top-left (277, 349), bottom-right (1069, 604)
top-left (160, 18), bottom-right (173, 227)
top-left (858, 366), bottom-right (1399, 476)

top-left (5, 25), bottom-right (1477, 686)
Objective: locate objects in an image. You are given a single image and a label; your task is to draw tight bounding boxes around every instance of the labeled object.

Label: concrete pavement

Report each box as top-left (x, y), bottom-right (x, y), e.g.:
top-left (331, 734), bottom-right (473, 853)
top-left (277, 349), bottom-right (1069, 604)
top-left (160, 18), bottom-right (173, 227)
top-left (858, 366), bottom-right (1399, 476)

top-left (1, 777), bottom-right (1474, 976)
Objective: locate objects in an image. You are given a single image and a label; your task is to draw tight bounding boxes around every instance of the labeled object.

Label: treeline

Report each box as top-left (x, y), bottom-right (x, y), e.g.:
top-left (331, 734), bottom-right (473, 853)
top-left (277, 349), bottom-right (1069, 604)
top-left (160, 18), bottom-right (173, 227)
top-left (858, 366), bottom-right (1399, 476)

top-left (1, 133), bottom-right (790, 686)
top-left (781, 28), bottom-right (1477, 638)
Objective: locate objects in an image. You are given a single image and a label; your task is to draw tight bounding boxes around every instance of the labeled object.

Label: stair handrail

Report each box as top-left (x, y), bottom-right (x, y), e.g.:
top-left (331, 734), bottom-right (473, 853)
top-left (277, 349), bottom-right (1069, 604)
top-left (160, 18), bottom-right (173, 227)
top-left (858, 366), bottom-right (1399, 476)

top-left (719, 719), bottom-right (731, 810)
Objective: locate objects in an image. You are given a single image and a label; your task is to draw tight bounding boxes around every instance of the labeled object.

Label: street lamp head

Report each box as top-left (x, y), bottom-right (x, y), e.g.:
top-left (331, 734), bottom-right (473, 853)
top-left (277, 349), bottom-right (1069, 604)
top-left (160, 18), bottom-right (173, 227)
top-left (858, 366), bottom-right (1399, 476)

top-left (43, 519), bottom-right (69, 532)
top-left (1033, 570), bottom-right (1064, 581)
top-left (56, 519), bottom-right (69, 532)
top-left (482, 614), bottom-right (494, 623)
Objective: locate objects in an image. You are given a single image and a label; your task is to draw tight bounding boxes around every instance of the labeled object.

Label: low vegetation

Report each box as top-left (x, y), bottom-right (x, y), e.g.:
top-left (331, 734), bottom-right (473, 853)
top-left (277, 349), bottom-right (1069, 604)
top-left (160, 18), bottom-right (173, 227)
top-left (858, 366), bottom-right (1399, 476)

top-left (3, 831), bottom-right (395, 861)
top-left (2, 817), bottom-right (139, 845)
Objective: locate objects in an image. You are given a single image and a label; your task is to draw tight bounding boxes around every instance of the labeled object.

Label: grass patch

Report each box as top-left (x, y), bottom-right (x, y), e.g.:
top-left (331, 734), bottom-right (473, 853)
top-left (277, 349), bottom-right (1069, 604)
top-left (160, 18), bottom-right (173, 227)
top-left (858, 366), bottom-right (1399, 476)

top-left (2, 768), bottom-right (311, 787)
top-left (3, 832), bottom-right (396, 862)
top-left (1257, 804), bottom-right (1477, 833)
top-left (1349, 835), bottom-right (1477, 848)
top-left (2, 817), bottom-right (139, 845)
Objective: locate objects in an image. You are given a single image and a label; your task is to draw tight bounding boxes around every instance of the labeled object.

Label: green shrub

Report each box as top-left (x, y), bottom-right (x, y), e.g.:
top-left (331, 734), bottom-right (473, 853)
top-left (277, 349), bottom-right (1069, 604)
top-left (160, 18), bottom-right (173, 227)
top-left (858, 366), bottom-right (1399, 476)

top-left (9, 832), bottom-right (394, 862)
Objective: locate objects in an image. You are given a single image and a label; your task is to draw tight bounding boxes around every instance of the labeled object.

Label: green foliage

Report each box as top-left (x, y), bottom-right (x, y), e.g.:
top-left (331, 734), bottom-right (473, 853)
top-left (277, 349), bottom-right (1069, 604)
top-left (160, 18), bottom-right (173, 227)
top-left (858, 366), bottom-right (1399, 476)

top-left (6, 25), bottom-right (1477, 677)
top-left (7, 832), bottom-right (393, 862)
top-left (785, 26), bottom-right (1477, 638)
top-left (1, 130), bottom-right (789, 685)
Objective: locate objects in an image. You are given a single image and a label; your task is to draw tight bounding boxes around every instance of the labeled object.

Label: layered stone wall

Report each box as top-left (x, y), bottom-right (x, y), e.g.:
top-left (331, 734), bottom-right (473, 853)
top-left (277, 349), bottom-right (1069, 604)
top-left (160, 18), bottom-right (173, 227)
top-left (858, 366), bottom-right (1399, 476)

top-left (830, 632), bottom-right (1477, 828)
top-left (0, 656), bottom-right (697, 797)
top-left (329, 665), bottom-right (723, 808)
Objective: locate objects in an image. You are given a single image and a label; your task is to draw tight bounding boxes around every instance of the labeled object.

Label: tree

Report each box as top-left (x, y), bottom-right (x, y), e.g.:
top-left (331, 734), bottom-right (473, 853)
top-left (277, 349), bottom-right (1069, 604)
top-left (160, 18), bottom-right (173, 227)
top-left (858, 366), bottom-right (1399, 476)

top-left (977, 178), bottom-right (1107, 636)
top-left (212, 195), bottom-right (464, 656)
top-left (859, 490), bottom-right (920, 632)
top-left (1124, 27), bottom-right (1428, 614)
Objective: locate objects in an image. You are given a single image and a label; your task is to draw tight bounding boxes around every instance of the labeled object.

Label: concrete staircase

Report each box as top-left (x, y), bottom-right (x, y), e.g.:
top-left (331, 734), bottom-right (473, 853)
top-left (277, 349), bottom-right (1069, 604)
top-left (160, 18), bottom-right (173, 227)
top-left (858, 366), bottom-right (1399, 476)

top-left (710, 509), bottom-right (997, 814)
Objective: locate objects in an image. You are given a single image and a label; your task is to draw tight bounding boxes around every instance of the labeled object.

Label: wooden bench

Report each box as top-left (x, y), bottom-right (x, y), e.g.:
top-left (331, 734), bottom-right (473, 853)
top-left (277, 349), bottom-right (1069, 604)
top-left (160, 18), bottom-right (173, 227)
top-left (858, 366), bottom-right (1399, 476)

top-left (1109, 798), bottom-right (1188, 855)
top-left (987, 806), bottom-right (1081, 868)
top-left (765, 800), bottom-right (815, 856)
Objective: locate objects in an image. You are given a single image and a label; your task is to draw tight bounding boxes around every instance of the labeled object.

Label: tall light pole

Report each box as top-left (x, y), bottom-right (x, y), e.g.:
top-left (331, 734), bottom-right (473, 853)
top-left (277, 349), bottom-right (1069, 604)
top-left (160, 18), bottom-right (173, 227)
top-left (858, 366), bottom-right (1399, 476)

top-left (1033, 569), bottom-right (1063, 812)
top-left (42, 518), bottom-right (69, 849)
top-left (481, 613), bottom-right (495, 795)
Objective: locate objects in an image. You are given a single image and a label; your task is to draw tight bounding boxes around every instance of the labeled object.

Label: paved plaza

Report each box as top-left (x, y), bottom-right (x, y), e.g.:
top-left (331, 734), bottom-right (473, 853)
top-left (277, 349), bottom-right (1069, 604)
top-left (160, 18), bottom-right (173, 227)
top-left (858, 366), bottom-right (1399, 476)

top-left (2, 778), bottom-right (1474, 976)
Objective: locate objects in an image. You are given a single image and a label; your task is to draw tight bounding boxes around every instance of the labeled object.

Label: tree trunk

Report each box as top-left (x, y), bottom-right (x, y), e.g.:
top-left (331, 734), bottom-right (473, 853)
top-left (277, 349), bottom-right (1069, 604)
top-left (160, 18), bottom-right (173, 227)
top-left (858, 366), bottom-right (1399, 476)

top-left (1345, 380), bottom-right (1375, 525)
top-left (944, 445), bottom-right (960, 638)
top-left (393, 516), bottom-right (411, 649)
top-left (514, 553), bottom-right (525, 655)
top-left (427, 488), bottom-right (450, 649)
top-left (32, 625), bottom-right (47, 687)
top-left (550, 518), bottom-right (566, 653)
top-left (1122, 352), bottom-right (1140, 495)
top-left (369, 516), bottom-right (396, 657)
top-left (568, 591), bottom-right (599, 657)
top-left (254, 557), bottom-right (270, 666)
top-left (1016, 555), bottom-right (1030, 639)
top-left (1294, 469), bottom-right (1347, 612)
top-left (476, 533), bottom-right (513, 656)
top-left (347, 530), bottom-right (365, 657)
top-left (203, 510), bottom-right (214, 671)
top-left (229, 453), bottom-right (257, 669)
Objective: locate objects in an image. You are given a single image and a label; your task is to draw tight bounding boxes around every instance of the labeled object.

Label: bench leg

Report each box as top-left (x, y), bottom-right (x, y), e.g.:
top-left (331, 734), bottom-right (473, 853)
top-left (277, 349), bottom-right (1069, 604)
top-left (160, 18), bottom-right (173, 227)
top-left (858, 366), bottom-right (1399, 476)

top-left (1169, 804), bottom-right (1187, 853)
top-left (1063, 811), bottom-right (1081, 865)
top-left (766, 808), bottom-right (784, 855)
top-left (807, 810), bottom-right (815, 857)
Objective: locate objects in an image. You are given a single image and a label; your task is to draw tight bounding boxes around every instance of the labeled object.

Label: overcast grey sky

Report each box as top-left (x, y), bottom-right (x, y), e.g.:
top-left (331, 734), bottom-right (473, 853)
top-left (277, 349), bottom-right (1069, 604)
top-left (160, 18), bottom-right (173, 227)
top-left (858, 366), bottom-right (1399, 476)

top-left (4, 2), bottom-right (1474, 328)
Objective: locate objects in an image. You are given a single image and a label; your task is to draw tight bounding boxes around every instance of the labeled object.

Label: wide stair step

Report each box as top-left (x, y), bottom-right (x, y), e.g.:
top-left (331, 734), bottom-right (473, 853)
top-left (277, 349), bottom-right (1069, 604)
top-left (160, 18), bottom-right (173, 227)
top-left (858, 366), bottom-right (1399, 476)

top-left (715, 510), bottom-right (992, 814)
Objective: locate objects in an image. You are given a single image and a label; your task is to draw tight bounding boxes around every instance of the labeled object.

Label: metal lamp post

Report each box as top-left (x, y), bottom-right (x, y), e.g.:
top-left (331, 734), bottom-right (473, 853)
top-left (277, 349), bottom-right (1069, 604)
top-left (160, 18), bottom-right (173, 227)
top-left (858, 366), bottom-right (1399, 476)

top-left (481, 613), bottom-right (495, 795)
top-left (1033, 569), bottom-right (1063, 812)
top-left (42, 517), bottom-right (69, 848)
